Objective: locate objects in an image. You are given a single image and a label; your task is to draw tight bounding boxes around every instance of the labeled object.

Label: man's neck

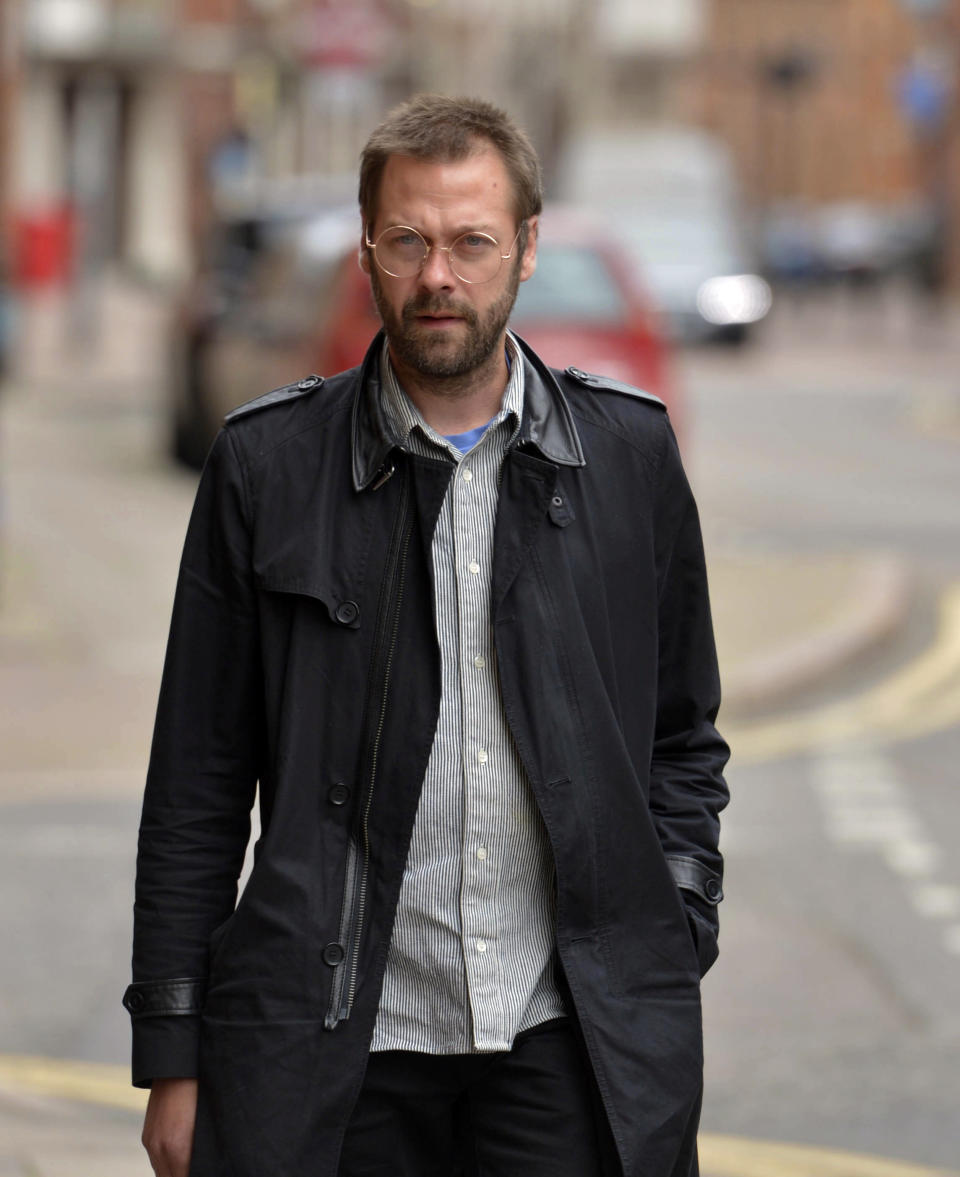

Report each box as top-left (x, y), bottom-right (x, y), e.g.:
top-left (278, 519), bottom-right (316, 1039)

top-left (387, 338), bottom-right (510, 436)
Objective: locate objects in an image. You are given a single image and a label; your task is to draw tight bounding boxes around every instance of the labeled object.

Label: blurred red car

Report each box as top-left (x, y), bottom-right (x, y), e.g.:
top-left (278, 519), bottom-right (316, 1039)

top-left (169, 206), bottom-right (679, 465)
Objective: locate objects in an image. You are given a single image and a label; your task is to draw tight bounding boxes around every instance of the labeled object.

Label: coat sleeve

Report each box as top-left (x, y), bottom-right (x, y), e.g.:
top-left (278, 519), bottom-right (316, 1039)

top-left (650, 416), bottom-right (730, 976)
top-left (124, 427), bottom-right (262, 1086)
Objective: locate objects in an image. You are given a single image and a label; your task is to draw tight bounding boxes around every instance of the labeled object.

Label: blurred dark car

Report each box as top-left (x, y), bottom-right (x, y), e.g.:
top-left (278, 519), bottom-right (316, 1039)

top-left (762, 198), bottom-right (947, 293)
top-left (169, 205), bottom-right (678, 467)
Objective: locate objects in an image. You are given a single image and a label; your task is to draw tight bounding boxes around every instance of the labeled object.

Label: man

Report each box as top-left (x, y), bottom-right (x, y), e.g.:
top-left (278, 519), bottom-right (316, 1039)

top-left (125, 94), bottom-right (728, 1177)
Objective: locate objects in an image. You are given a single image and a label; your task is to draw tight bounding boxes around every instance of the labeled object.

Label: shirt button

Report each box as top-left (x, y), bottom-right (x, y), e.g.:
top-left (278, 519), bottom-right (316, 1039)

top-left (477, 748), bottom-right (488, 764)
top-left (476, 940), bottom-right (487, 953)
top-left (468, 560), bottom-right (480, 575)
top-left (462, 468), bottom-right (473, 482)
top-left (477, 846), bottom-right (488, 860)
top-left (473, 654), bottom-right (486, 669)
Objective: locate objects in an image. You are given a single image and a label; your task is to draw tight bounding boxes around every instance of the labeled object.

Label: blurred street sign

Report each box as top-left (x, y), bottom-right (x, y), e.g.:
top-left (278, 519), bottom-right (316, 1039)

top-left (898, 50), bottom-right (954, 131)
top-left (298, 0), bottom-right (393, 69)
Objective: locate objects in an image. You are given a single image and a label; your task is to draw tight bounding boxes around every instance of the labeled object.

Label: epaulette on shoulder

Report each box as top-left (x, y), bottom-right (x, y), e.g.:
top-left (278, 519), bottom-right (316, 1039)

top-left (563, 366), bottom-right (665, 410)
top-left (223, 374), bottom-right (325, 424)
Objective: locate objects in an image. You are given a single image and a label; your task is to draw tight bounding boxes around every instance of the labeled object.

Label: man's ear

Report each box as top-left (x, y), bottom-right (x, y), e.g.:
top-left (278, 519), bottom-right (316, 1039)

top-left (519, 217), bottom-right (538, 283)
top-left (358, 235), bottom-right (372, 274)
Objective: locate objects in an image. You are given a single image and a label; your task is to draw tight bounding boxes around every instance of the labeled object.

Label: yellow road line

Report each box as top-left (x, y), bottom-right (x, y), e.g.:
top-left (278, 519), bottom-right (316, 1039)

top-left (0, 1055), bottom-right (957, 1177)
top-left (727, 584), bottom-right (960, 765)
top-left (699, 1133), bottom-right (960, 1177)
top-left (0, 1054), bottom-right (146, 1113)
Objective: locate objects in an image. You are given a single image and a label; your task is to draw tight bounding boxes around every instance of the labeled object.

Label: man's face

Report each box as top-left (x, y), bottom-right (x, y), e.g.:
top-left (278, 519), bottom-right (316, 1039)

top-left (362, 147), bottom-right (538, 384)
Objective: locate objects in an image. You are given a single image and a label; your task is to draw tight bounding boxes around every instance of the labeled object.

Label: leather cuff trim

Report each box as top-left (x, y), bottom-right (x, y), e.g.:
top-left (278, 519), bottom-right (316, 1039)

top-left (123, 977), bottom-right (205, 1019)
top-left (665, 855), bottom-right (724, 905)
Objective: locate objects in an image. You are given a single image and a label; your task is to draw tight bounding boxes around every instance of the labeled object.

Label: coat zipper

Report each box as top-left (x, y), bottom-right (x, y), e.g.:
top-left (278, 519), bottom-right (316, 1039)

top-left (324, 469), bottom-right (413, 1030)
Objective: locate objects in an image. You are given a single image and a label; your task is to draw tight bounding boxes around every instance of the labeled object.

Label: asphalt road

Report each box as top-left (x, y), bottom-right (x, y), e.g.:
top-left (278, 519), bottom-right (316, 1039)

top-left (682, 292), bottom-right (960, 1168)
top-left (1, 284), bottom-right (959, 1170)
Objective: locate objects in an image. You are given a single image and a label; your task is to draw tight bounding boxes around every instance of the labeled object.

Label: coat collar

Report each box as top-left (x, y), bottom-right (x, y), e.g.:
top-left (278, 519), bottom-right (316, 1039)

top-left (351, 330), bottom-right (586, 492)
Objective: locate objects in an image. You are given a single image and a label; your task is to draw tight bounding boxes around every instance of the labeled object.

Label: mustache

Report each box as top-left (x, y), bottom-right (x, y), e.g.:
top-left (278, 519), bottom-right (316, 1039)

top-left (402, 296), bottom-right (478, 327)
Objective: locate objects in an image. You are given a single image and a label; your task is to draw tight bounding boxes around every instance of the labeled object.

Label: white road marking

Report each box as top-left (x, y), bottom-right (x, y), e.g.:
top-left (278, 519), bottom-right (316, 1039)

top-left (884, 839), bottom-right (942, 878)
top-left (812, 743), bottom-right (959, 962)
top-left (813, 746), bottom-right (919, 852)
top-left (910, 884), bottom-right (960, 920)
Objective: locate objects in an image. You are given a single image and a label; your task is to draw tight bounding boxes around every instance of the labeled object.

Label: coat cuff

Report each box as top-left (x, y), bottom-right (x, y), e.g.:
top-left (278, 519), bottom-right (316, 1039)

top-left (665, 856), bottom-right (723, 978)
top-left (664, 855), bottom-right (723, 905)
top-left (123, 978), bottom-right (206, 1088)
top-left (123, 977), bottom-right (206, 1018)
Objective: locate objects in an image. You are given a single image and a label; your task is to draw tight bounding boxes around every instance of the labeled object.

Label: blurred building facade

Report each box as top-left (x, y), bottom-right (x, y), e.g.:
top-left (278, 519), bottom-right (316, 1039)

top-left (692, 0), bottom-right (960, 287)
top-left (2, 0), bottom-right (960, 298)
top-left (7, 0), bottom-right (185, 283)
top-left (698, 0), bottom-right (919, 205)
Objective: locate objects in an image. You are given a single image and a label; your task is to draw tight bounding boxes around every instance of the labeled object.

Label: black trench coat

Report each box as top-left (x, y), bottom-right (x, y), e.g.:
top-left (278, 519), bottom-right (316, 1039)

top-left (124, 333), bottom-right (729, 1177)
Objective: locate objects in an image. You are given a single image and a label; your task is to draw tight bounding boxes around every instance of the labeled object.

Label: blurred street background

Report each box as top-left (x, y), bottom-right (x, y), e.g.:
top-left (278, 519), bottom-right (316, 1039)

top-left (2, 1), bottom-right (960, 1175)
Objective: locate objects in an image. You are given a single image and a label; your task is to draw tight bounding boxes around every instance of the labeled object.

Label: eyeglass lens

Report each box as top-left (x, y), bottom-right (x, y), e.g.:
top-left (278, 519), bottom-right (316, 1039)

top-left (374, 227), bottom-right (505, 283)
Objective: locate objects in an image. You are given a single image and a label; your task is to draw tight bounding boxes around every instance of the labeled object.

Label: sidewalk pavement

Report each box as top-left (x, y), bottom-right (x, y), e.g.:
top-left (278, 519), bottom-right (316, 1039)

top-left (0, 1084), bottom-right (149, 1177)
top-left (712, 547), bottom-right (910, 717)
top-left (0, 275), bottom-right (932, 1174)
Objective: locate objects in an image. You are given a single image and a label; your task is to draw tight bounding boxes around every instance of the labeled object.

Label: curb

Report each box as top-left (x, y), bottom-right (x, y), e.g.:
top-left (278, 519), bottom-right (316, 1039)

top-left (721, 552), bottom-right (912, 716)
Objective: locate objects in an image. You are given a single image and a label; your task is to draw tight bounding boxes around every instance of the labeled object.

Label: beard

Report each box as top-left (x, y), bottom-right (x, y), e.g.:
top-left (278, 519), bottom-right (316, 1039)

top-left (370, 257), bottom-right (522, 384)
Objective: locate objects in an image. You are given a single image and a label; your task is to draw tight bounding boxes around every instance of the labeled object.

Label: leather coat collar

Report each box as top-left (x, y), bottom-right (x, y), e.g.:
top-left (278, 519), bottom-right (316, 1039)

top-left (351, 330), bottom-right (586, 491)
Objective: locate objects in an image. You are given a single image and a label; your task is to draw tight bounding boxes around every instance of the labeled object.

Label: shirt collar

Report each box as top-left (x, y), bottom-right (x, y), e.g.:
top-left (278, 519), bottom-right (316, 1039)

top-left (379, 333), bottom-right (524, 458)
top-left (350, 329), bottom-right (585, 492)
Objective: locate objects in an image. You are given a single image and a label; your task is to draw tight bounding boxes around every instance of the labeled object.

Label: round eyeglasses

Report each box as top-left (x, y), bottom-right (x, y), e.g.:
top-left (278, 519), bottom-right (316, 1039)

top-left (364, 225), bottom-right (523, 284)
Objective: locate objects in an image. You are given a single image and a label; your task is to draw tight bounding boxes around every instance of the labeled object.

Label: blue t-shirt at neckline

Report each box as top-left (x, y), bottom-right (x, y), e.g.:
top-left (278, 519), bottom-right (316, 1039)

top-left (442, 420), bottom-right (494, 454)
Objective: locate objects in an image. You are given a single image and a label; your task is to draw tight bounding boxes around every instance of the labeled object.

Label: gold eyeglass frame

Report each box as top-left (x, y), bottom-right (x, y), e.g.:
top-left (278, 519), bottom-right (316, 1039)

top-left (364, 224), bottom-right (524, 284)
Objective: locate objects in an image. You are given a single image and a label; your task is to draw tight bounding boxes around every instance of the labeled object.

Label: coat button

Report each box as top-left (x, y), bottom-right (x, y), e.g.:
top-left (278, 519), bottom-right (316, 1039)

top-left (323, 943), bottom-right (345, 967)
top-left (705, 878), bottom-right (723, 902)
top-left (334, 600), bottom-right (359, 625)
top-left (125, 990), bottom-right (145, 1013)
top-left (298, 375), bottom-right (319, 390)
top-left (328, 783), bottom-right (351, 806)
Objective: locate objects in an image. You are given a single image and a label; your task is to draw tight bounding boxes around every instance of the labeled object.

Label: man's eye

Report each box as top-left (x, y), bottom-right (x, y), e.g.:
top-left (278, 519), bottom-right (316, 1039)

top-left (456, 234), bottom-right (495, 253)
top-left (386, 231), bottom-right (423, 250)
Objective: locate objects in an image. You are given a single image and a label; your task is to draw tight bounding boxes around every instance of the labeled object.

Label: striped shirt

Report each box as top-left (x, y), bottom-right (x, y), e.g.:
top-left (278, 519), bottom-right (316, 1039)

top-left (369, 335), bottom-right (567, 1054)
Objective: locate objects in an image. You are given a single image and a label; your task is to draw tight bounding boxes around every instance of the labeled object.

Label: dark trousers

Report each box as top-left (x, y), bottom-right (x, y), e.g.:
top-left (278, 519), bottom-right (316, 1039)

top-left (338, 1018), bottom-right (621, 1177)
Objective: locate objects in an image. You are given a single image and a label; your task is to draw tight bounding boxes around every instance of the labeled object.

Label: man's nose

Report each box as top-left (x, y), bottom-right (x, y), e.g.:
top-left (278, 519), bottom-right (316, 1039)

top-left (418, 245), bottom-right (457, 290)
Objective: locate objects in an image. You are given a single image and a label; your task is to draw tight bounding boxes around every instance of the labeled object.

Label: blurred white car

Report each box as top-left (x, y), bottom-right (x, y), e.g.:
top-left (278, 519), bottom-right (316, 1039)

top-left (556, 126), bottom-right (771, 344)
